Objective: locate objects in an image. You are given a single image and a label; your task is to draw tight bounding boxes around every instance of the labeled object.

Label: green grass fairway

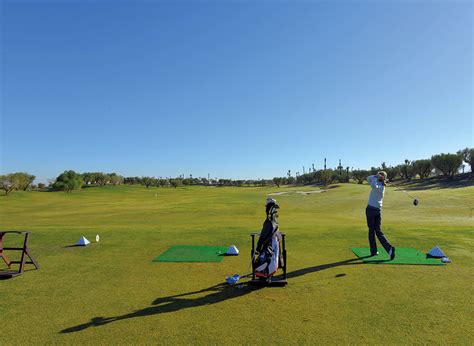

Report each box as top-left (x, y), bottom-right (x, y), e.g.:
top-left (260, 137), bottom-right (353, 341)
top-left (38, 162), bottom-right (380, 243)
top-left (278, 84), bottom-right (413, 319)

top-left (153, 246), bottom-right (229, 262)
top-left (351, 247), bottom-right (446, 265)
top-left (1, 183), bottom-right (473, 344)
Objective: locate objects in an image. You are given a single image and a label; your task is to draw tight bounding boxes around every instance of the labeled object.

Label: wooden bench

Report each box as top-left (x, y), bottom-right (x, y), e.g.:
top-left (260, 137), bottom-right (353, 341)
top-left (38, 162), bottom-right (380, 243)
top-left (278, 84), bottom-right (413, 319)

top-left (0, 231), bottom-right (39, 279)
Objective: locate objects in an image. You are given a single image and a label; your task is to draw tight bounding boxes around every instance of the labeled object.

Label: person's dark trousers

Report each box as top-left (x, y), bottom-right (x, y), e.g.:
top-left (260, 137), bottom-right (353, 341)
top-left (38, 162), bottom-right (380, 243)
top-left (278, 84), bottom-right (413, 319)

top-left (366, 205), bottom-right (392, 255)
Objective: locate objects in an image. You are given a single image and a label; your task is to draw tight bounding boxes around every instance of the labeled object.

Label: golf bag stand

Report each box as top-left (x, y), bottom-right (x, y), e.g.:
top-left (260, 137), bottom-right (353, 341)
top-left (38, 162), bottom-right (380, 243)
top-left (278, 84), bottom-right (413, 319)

top-left (249, 232), bottom-right (287, 286)
top-left (0, 231), bottom-right (40, 279)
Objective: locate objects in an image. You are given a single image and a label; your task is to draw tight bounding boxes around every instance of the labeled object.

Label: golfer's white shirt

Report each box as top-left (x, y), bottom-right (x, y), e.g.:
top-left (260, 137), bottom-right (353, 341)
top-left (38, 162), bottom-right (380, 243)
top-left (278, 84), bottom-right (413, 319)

top-left (367, 175), bottom-right (384, 209)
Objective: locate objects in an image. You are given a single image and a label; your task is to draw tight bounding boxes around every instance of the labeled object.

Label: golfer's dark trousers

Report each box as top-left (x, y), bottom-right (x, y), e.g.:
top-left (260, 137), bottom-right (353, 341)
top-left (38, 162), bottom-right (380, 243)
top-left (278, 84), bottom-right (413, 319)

top-left (366, 205), bottom-right (392, 255)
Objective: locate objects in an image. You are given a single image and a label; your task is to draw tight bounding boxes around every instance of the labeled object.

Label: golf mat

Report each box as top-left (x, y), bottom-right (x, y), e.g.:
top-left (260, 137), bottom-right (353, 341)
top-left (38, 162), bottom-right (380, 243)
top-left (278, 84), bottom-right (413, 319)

top-left (153, 246), bottom-right (229, 262)
top-left (351, 248), bottom-right (445, 265)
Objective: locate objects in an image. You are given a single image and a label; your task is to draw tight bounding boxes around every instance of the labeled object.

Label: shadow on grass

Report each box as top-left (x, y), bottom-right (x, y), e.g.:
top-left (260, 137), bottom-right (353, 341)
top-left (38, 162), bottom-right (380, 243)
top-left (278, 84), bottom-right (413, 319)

top-left (60, 283), bottom-right (264, 333)
top-left (60, 256), bottom-right (369, 334)
top-left (0, 267), bottom-right (38, 280)
top-left (392, 174), bottom-right (473, 191)
top-left (326, 184), bottom-right (341, 189)
top-left (281, 256), bottom-right (368, 280)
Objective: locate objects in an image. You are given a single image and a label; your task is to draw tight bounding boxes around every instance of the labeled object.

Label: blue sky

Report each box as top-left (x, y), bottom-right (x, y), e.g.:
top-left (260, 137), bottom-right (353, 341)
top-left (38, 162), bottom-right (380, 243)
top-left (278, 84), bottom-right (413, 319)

top-left (1, 0), bottom-right (472, 182)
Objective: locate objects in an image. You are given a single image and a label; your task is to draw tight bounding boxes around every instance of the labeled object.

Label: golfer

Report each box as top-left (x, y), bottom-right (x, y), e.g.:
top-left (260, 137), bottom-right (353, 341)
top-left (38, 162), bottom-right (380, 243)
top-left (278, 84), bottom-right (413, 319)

top-left (366, 171), bottom-right (396, 259)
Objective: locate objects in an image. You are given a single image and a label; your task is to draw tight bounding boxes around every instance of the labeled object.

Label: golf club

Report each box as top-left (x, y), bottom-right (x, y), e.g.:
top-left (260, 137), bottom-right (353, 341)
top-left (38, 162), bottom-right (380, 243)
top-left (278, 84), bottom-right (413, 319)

top-left (385, 181), bottom-right (419, 206)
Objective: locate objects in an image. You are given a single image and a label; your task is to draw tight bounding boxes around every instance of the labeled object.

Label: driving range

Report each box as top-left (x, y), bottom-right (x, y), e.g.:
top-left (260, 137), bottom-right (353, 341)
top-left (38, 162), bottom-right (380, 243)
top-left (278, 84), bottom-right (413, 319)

top-left (0, 182), bottom-right (472, 344)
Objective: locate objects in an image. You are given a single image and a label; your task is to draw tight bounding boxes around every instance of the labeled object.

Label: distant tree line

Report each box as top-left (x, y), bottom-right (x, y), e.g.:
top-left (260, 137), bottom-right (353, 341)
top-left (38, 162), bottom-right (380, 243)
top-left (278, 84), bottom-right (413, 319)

top-left (47, 172), bottom-right (276, 193)
top-left (1, 147), bottom-right (472, 195)
top-left (274, 148), bottom-right (472, 187)
top-left (0, 172), bottom-right (36, 195)
top-left (82, 172), bottom-right (124, 186)
top-left (123, 176), bottom-right (275, 188)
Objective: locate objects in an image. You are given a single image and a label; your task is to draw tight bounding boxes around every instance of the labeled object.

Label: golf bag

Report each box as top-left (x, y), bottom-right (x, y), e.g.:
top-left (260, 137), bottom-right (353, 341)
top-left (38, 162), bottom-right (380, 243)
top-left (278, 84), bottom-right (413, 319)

top-left (252, 199), bottom-right (285, 278)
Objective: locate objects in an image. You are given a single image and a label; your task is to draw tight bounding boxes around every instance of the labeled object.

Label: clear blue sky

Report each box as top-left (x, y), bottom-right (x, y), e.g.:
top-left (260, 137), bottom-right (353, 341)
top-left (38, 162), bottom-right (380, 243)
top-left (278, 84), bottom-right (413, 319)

top-left (1, 0), bottom-right (472, 183)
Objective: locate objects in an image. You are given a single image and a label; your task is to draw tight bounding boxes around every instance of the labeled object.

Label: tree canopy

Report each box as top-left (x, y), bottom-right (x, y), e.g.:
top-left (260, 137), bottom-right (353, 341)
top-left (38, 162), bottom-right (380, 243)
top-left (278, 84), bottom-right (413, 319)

top-left (0, 174), bottom-right (19, 196)
top-left (431, 153), bottom-right (463, 179)
top-left (53, 170), bottom-right (84, 192)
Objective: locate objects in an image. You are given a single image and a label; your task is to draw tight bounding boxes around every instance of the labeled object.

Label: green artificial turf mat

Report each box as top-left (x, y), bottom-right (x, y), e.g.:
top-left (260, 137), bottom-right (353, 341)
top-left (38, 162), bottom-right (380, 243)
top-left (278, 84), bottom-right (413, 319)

top-left (351, 247), bottom-right (445, 265)
top-left (153, 245), bottom-right (229, 262)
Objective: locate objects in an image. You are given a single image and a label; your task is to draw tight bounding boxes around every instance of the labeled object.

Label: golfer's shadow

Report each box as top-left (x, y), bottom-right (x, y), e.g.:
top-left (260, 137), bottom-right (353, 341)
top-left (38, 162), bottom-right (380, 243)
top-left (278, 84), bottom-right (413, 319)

top-left (60, 256), bottom-right (368, 334)
top-left (60, 282), bottom-right (263, 334)
top-left (280, 256), bottom-right (369, 280)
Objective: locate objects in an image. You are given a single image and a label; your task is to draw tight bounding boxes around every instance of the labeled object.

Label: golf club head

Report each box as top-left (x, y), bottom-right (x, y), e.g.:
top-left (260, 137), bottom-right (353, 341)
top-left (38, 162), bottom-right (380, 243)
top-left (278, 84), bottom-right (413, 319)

top-left (413, 199), bottom-right (419, 206)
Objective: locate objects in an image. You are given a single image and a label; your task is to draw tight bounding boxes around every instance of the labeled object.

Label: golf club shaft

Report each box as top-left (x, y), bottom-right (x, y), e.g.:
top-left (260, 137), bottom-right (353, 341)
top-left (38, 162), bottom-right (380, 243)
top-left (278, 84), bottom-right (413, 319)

top-left (385, 182), bottom-right (418, 200)
top-left (401, 190), bottom-right (417, 200)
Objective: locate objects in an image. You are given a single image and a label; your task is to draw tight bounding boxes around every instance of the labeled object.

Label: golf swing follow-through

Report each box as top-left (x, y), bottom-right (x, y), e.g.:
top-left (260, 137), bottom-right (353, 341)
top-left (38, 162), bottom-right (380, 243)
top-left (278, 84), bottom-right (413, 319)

top-left (366, 171), bottom-right (396, 259)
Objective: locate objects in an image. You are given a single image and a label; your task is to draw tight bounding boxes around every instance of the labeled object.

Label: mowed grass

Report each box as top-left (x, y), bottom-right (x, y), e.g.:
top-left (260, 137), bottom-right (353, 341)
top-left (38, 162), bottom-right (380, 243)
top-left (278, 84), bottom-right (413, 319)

top-left (0, 183), bottom-right (472, 344)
